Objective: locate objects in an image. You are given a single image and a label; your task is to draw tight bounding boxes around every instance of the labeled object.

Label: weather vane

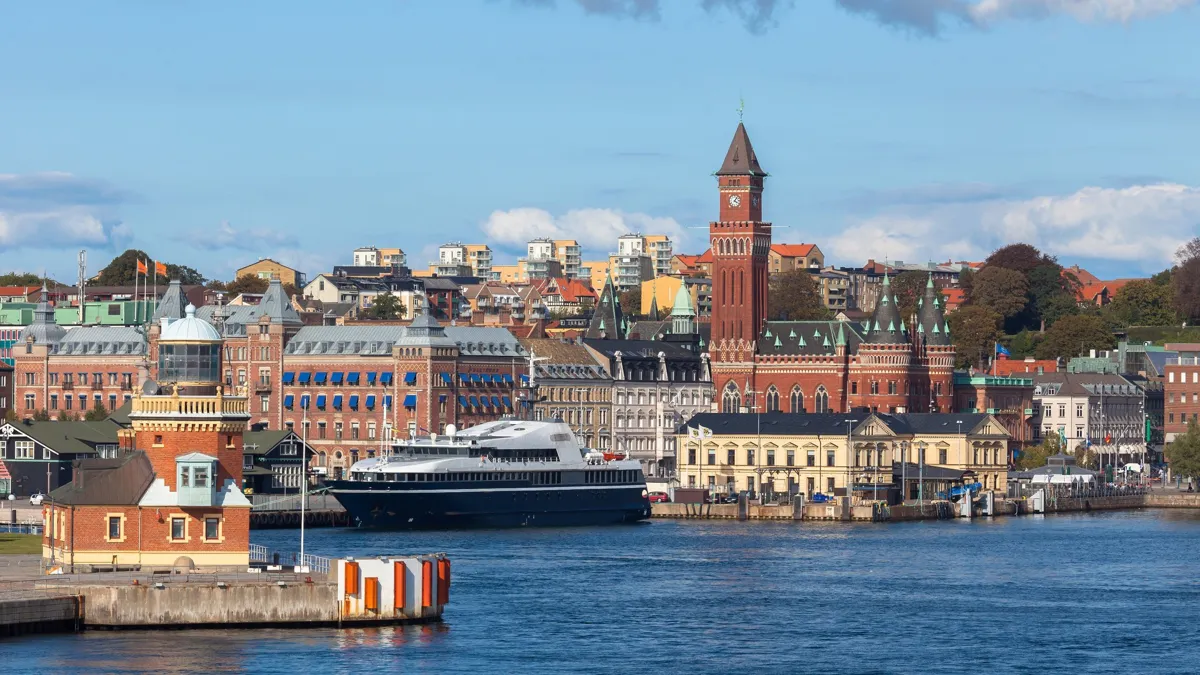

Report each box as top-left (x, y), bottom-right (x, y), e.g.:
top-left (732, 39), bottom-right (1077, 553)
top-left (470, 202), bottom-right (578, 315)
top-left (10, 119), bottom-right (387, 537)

top-left (737, 97), bottom-right (745, 122)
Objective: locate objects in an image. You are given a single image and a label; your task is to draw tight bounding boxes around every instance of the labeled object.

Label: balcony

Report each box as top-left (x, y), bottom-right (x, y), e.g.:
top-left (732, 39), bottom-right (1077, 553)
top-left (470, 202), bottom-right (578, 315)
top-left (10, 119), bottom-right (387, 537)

top-left (130, 394), bottom-right (251, 420)
top-left (92, 382), bottom-right (103, 391)
top-left (255, 382), bottom-right (272, 394)
top-left (61, 381), bottom-right (74, 391)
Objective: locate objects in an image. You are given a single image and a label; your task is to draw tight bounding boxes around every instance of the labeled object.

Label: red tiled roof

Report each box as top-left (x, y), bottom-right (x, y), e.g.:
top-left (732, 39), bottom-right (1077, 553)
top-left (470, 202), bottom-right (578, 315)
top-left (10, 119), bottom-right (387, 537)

top-left (0, 285), bottom-right (39, 296)
top-left (1077, 282), bottom-right (1109, 303)
top-left (942, 288), bottom-right (966, 310)
top-left (1063, 265), bottom-right (1101, 285)
top-left (556, 278), bottom-right (596, 303)
top-left (696, 249), bottom-right (713, 264)
top-left (770, 243), bottom-right (816, 258)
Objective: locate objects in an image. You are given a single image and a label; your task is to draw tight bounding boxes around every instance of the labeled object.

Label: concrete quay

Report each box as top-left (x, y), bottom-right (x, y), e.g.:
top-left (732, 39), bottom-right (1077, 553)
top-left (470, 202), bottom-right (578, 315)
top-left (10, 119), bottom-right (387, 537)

top-left (650, 489), bottom-right (1200, 522)
top-left (0, 553), bottom-right (450, 638)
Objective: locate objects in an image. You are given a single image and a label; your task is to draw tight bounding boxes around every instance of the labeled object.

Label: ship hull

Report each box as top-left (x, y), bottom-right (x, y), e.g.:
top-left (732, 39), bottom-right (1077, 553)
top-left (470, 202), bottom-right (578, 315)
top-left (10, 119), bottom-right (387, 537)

top-left (328, 484), bottom-right (652, 530)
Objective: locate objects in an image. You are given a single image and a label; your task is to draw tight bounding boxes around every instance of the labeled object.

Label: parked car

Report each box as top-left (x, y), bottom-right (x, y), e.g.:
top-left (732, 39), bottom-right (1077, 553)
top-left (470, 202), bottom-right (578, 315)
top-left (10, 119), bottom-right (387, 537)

top-left (648, 492), bottom-right (669, 503)
top-left (29, 493), bottom-right (45, 506)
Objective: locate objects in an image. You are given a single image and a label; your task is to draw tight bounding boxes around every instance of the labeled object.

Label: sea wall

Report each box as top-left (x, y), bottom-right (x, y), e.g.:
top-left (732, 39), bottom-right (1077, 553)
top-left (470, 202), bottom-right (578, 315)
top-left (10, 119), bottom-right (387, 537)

top-left (0, 594), bottom-right (79, 638)
top-left (50, 582), bottom-right (340, 627)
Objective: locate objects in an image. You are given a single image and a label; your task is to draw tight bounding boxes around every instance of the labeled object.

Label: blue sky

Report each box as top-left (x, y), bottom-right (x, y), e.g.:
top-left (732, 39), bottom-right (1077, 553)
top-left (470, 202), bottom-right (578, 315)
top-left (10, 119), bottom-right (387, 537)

top-left (2, 0), bottom-right (1198, 283)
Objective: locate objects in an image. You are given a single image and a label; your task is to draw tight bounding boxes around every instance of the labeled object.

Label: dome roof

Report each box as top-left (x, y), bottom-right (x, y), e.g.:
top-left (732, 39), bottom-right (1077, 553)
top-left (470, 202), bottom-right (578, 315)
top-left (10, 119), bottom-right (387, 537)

top-left (160, 304), bottom-right (221, 342)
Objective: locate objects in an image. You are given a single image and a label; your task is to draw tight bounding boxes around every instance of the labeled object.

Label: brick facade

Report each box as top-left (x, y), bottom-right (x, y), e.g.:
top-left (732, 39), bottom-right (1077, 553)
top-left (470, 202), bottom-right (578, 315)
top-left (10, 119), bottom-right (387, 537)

top-left (1165, 359), bottom-right (1200, 441)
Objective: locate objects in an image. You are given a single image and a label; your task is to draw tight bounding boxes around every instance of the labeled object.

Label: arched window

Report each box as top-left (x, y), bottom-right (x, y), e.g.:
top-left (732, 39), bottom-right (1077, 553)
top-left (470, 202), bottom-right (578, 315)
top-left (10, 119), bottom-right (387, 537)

top-left (722, 382), bottom-right (741, 413)
top-left (765, 386), bottom-right (780, 413)
top-left (790, 387), bottom-right (805, 413)
top-left (814, 386), bottom-right (830, 414)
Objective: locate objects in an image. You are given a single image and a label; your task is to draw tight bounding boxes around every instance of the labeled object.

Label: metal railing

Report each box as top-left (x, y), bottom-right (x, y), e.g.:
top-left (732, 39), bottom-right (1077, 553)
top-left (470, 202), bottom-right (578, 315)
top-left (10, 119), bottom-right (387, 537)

top-left (249, 544), bottom-right (332, 574)
top-left (248, 492), bottom-right (343, 512)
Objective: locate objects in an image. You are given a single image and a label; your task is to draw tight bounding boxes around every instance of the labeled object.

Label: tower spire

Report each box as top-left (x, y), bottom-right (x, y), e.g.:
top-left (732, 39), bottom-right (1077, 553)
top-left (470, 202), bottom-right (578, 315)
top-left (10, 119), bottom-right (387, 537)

top-left (716, 123), bottom-right (767, 176)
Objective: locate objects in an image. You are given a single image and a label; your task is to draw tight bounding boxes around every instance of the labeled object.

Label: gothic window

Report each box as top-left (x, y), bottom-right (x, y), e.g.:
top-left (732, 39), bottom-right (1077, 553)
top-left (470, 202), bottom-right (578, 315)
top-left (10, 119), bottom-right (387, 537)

top-left (790, 387), bottom-right (804, 414)
top-left (814, 386), bottom-right (830, 414)
top-left (721, 382), bottom-right (741, 413)
top-left (765, 386), bottom-right (779, 413)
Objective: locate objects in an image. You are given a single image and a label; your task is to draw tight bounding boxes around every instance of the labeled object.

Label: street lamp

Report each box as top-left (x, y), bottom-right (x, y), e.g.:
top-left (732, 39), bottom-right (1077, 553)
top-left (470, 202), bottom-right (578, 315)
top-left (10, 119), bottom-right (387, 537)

top-left (918, 441), bottom-right (927, 506)
top-left (844, 419), bottom-right (854, 505)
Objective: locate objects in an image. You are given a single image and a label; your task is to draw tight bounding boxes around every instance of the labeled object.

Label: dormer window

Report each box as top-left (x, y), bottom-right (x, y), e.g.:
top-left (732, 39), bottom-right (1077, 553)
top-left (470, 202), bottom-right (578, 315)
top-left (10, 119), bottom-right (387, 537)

top-left (177, 453), bottom-right (218, 506)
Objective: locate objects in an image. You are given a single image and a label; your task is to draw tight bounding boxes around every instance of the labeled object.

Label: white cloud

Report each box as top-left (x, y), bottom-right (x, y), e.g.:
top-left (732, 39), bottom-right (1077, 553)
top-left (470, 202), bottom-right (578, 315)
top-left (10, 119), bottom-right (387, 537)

top-left (481, 207), bottom-right (688, 256)
top-left (0, 172), bottom-right (130, 249)
top-left (182, 220), bottom-right (297, 252)
top-left (831, 182), bottom-right (1200, 271)
top-left (970, 0), bottom-right (1197, 23)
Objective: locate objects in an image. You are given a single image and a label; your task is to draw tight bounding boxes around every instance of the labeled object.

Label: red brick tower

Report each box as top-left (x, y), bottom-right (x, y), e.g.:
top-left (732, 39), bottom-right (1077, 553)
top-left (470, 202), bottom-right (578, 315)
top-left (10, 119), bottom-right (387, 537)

top-left (710, 122), bottom-right (771, 360)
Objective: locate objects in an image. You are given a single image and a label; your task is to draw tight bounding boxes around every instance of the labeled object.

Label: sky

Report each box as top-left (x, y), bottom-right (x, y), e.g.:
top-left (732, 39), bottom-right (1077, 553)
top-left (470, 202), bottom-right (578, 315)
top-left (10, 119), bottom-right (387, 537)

top-left (2, 0), bottom-right (1199, 283)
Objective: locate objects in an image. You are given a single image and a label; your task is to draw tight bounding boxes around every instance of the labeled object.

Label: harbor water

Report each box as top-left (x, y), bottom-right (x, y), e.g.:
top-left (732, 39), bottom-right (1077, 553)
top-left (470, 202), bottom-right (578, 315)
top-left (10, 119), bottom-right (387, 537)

top-left (5, 510), bottom-right (1200, 674)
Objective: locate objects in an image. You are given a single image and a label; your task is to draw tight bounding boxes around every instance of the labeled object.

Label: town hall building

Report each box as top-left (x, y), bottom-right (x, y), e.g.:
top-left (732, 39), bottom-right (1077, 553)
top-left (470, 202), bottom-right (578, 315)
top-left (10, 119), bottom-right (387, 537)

top-left (706, 122), bottom-right (956, 415)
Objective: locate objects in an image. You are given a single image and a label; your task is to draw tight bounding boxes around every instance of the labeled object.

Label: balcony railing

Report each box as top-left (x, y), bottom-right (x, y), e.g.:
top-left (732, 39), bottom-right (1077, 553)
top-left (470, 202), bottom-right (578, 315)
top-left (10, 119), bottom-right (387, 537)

top-left (130, 394), bottom-right (251, 419)
top-left (92, 382), bottom-right (103, 391)
top-left (61, 382), bottom-right (74, 390)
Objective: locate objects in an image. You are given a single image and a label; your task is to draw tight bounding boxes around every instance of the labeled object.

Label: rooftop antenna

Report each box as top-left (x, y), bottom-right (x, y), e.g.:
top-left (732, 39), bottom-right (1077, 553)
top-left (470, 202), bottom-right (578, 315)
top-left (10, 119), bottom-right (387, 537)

top-left (77, 249), bottom-right (87, 322)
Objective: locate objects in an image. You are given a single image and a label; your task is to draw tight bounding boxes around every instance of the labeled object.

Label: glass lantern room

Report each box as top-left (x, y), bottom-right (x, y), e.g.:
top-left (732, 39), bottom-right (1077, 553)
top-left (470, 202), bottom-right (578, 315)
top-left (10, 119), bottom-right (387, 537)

top-left (158, 342), bottom-right (221, 384)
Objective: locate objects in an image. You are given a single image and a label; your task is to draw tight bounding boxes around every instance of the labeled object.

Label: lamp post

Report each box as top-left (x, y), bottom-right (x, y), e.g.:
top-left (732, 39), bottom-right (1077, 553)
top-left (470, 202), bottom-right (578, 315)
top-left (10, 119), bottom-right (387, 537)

top-left (299, 402), bottom-right (307, 570)
top-left (918, 441), bottom-right (926, 506)
top-left (844, 419), bottom-right (854, 505)
top-left (901, 440), bottom-right (908, 504)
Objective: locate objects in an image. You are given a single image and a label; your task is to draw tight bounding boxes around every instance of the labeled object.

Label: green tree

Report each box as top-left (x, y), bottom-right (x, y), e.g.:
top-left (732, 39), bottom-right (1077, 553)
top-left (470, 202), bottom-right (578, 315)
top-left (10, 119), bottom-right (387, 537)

top-left (56, 410), bottom-right (70, 422)
top-left (32, 409), bottom-right (51, 421)
top-left (768, 270), bottom-right (830, 321)
top-left (1176, 236), bottom-right (1200, 265)
top-left (984, 243), bottom-right (1051, 275)
top-left (281, 282), bottom-right (300, 298)
top-left (971, 266), bottom-right (1029, 319)
top-left (1151, 267), bottom-right (1174, 287)
top-left (1006, 329), bottom-right (1041, 358)
top-left (96, 250), bottom-right (207, 286)
top-left (618, 288), bottom-right (641, 318)
top-left (225, 274), bottom-right (270, 298)
top-left (84, 401), bottom-right (108, 422)
top-left (369, 292), bottom-right (405, 320)
top-left (946, 305), bottom-right (1001, 369)
top-left (1172, 257), bottom-right (1200, 322)
top-left (889, 271), bottom-right (931, 323)
top-left (1035, 292), bottom-right (1080, 330)
top-left (1016, 435), bottom-right (1064, 470)
top-left (0, 272), bottom-right (61, 287)
top-left (1034, 314), bottom-right (1116, 361)
top-left (1104, 279), bottom-right (1177, 327)
top-left (3, 408), bottom-right (16, 424)
top-left (165, 264), bottom-right (207, 285)
top-left (1074, 444), bottom-right (1098, 470)
top-left (1165, 419), bottom-right (1200, 481)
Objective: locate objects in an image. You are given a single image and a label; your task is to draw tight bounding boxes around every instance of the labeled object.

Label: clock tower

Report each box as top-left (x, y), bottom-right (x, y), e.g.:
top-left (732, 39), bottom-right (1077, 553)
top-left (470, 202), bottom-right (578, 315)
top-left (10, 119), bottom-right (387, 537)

top-left (710, 122), bottom-right (771, 357)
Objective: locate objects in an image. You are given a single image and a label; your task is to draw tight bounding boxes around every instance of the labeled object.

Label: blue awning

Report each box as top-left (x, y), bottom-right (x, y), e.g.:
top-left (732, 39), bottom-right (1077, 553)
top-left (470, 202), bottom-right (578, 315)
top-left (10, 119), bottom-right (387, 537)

top-left (331, 372), bottom-right (344, 384)
top-left (440, 373), bottom-right (452, 385)
top-left (365, 395), bottom-right (376, 409)
top-left (282, 372), bottom-right (296, 384)
top-left (502, 395), bottom-right (512, 408)
top-left (403, 394), bottom-right (417, 408)
top-left (469, 396), bottom-right (479, 408)
top-left (349, 395), bottom-right (359, 409)
top-left (300, 395), bottom-right (310, 409)
top-left (366, 372), bottom-right (377, 384)
top-left (316, 395), bottom-right (327, 408)
top-left (481, 374), bottom-right (493, 383)
top-left (471, 374), bottom-right (482, 383)
top-left (314, 372), bottom-right (327, 384)
top-left (490, 396), bottom-right (501, 408)
top-left (457, 373), bottom-right (469, 384)
top-left (284, 395), bottom-right (295, 408)
top-left (404, 372), bottom-right (417, 385)
top-left (439, 395), bottom-right (446, 402)
top-left (347, 372), bottom-right (360, 384)
top-left (380, 372), bottom-right (393, 384)
top-left (502, 374), bottom-right (514, 384)
top-left (458, 396), bottom-right (469, 408)
top-left (333, 395), bottom-right (343, 409)
top-left (385, 395), bottom-right (393, 408)
top-left (298, 373), bottom-right (312, 384)
top-left (520, 374), bottom-right (530, 383)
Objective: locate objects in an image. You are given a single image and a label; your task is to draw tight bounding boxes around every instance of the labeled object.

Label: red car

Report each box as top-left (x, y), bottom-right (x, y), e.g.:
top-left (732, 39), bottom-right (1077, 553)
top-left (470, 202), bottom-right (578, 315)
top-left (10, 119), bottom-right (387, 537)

top-left (648, 492), bottom-right (670, 503)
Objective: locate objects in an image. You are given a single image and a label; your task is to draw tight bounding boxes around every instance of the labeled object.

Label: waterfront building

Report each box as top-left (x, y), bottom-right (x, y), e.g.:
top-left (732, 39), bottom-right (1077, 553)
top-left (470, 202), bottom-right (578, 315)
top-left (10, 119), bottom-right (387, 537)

top-left (1032, 372), bottom-right (1145, 464)
top-left (584, 289), bottom-right (713, 476)
top-left (952, 371), bottom-right (1035, 460)
top-left (676, 412), bottom-right (1011, 499)
top-left (235, 258), bottom-right (306, 288)
top-left (241, 429), bottom-right (315, 495)
top-left (518, 337), bottom-right (613, 449)
top-left (1164, 343), bottom-right (1200, 443)
top-left (42, 304), bottom-right (253, 569)
top-left (0, 418), bottom-right (122, 497)
top-left (705, 122), bottom-right (955, 416)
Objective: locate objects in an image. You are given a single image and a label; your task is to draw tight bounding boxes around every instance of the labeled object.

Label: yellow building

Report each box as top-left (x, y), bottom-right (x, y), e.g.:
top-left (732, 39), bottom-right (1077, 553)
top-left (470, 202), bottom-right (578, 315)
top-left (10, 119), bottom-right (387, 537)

top-left (585, 261), bottom-right (611, 290)
top-left (235, 258), bottom-right (305, 288)
top-left (639, 276), bottom-right (707, 317)
top-left (677, 412), bottom-right (1010, 501)
top-left (490, 264), bottom-right (523, 284)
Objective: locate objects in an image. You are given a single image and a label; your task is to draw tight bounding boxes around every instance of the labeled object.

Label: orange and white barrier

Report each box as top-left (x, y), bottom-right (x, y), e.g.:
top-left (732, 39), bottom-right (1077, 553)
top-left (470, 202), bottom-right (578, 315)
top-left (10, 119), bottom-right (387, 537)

top-left (337, 554), bottom-right (450, 621)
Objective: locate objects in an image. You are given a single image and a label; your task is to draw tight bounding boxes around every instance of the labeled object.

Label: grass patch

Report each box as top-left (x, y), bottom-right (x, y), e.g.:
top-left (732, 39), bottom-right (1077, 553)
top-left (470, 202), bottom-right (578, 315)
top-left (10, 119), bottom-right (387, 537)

top-left (0, 533), bottom-right (42, 555)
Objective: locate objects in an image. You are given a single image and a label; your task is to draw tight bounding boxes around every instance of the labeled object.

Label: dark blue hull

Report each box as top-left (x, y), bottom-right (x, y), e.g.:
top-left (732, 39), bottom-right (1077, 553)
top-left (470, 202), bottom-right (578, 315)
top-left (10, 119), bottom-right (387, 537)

top-left (328, 484), bottom-right (652, 530)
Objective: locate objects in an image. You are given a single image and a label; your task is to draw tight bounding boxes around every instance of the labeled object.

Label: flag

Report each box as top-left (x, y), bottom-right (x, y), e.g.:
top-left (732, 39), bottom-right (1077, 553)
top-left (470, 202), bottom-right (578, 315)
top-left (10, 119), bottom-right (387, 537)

top-left (136, 259), bottom-right (148, 275)
top-left (995, 343), bottom-right (1011, 357)
top-left (688, 427), bottom-right (699, 440)
top-left (155, 261), bottom-right (167, 277)
top-left (698, 425), bottom-right (713, 440)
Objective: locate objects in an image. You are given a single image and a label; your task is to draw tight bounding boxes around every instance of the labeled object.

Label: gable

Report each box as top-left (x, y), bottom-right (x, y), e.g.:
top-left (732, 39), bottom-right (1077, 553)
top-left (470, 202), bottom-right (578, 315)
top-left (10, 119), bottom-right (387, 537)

top-left (972, 416), bottom-right (1012, 439)
top-left (857, 416), bottom-right (896, 438)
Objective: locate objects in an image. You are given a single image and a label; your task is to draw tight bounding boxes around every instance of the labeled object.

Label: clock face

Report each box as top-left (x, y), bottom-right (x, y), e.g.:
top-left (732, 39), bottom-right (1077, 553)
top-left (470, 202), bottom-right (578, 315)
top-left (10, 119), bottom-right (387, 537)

top-left (728, 194), bottom-right (741, 207)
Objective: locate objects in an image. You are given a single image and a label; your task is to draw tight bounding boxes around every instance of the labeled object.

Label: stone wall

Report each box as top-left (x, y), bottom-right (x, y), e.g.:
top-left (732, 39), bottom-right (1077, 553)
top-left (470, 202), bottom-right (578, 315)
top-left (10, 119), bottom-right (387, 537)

top-left (45, 582), bottom-right (339, 627)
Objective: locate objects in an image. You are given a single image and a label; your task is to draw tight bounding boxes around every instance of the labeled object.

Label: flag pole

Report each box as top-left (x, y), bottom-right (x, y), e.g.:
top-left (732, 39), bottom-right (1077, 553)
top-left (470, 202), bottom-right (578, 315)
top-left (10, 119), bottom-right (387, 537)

top-left (153, 260), bottom-right (158, 319)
